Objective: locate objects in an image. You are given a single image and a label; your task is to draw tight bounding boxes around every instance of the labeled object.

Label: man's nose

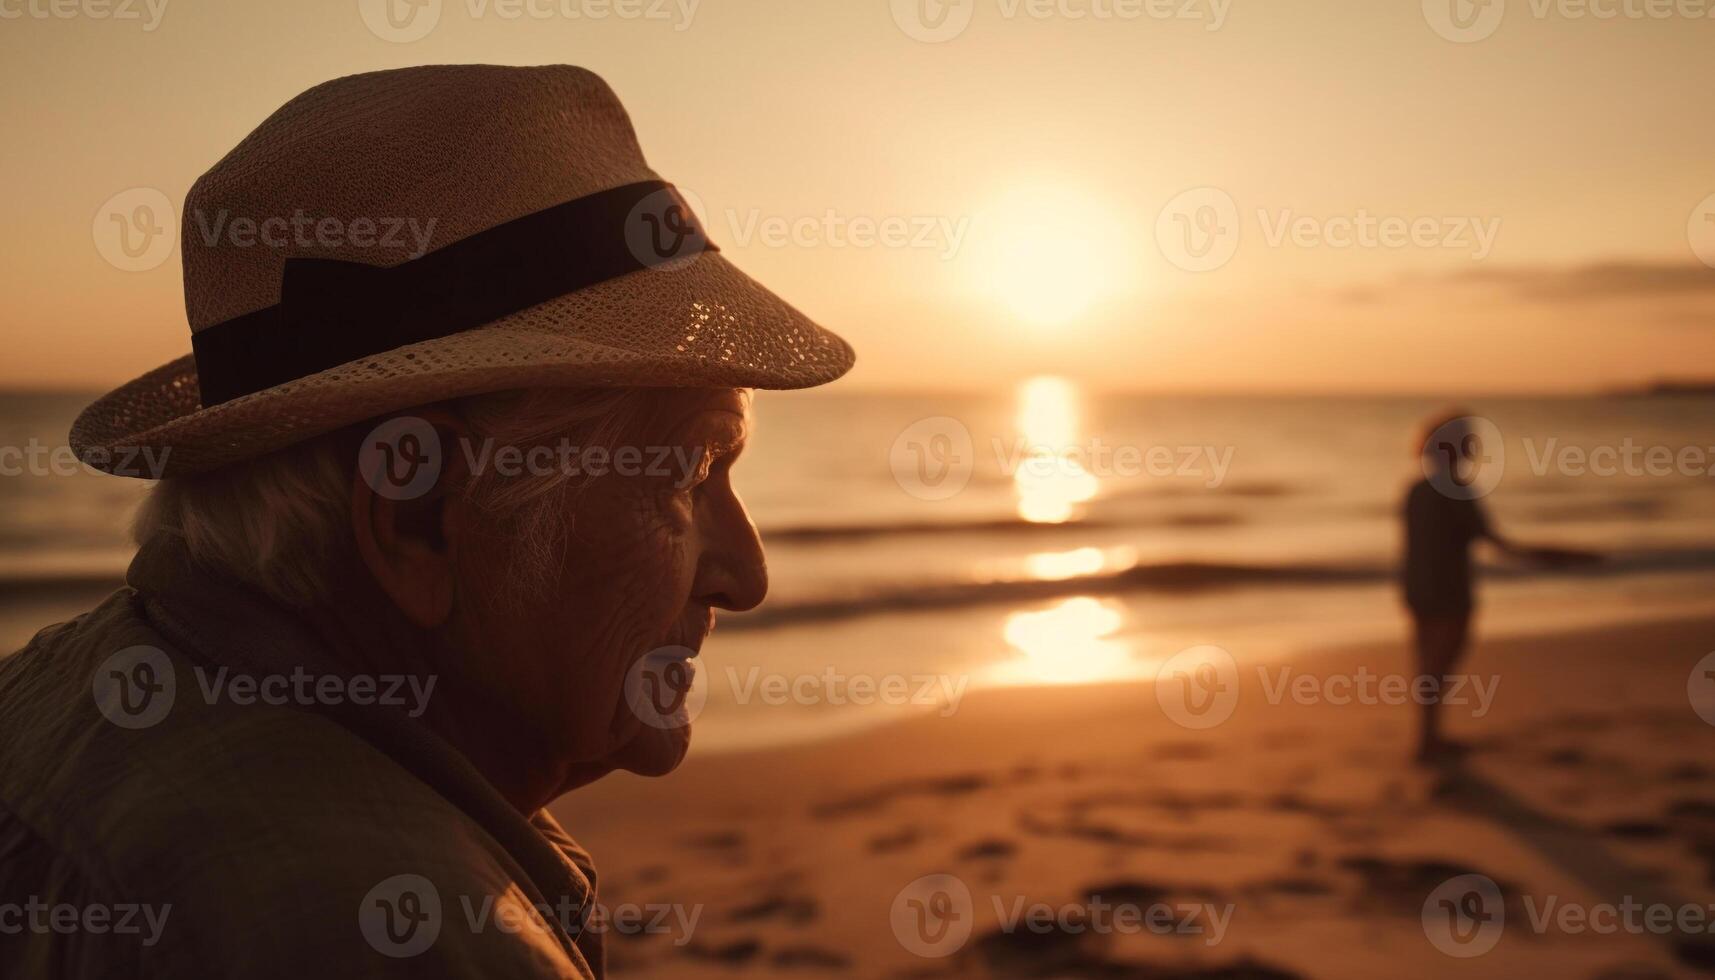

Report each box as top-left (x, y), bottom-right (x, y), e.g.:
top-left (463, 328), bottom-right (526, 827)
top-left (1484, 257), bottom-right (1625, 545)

top-left (696, 496), bottom-right (769, 613)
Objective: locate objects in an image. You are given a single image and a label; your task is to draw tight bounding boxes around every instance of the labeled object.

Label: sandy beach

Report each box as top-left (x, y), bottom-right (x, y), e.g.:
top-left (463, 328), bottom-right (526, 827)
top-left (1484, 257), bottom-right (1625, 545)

top-left (558, 612), bottom-right (1715, 979)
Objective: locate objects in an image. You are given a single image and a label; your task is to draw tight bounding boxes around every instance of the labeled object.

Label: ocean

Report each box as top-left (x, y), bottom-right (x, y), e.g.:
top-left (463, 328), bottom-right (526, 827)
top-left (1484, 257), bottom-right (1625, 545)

top-left (5, 385), bottom-right (1714, 751)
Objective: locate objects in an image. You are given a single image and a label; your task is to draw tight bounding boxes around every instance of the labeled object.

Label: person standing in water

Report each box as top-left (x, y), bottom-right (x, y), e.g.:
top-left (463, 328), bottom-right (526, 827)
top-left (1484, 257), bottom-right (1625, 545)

top-left (1402, 411), bottom-right (1597, 764)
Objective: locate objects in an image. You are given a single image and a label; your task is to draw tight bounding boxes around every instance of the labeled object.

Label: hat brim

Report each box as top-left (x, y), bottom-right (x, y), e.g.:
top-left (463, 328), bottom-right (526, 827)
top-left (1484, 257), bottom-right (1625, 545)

top-left (70, 251), bottom-right (854, 478)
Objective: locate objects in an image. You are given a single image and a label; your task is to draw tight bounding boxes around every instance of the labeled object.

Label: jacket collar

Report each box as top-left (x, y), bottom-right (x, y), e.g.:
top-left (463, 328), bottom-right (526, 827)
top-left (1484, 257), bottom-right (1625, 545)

top-left (126, 535), bottom-right (603, 972)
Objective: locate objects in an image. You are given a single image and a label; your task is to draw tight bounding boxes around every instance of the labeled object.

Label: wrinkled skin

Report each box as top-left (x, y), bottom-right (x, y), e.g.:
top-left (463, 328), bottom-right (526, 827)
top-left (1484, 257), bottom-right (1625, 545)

top-left (465, 387), bottom-right (765, 778)
top-left (350, 387), bottom-right (767, 812)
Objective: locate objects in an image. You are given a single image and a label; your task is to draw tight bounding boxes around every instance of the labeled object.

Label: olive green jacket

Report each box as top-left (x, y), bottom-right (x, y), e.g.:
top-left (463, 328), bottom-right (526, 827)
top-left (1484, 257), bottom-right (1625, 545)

top-left (0, 538), bottom-right (603, 978)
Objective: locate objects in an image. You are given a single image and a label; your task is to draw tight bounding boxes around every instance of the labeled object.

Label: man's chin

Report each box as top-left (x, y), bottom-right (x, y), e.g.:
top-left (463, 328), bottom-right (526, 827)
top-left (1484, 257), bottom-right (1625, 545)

top-left (613, 725), bottom-right (691, 777)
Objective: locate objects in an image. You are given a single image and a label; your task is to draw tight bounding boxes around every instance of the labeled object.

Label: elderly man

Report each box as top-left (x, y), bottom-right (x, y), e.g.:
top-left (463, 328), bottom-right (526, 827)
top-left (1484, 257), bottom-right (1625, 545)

top-left (0, 65), bottom-right (852, 978)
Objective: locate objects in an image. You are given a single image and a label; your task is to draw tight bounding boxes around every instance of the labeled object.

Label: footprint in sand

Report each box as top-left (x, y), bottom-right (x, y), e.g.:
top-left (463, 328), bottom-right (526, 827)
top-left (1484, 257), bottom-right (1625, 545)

top-left (632, 864), bottom-right (670, 885)
top-left (685, 829), bottom-right (745, 850)
top-left (957, 838), bottom-right (1017, 861)
top-left (867, 825), bottom-right (923, 854)
top-left (809, 772), bottom-right (992, 820)
top-left (1664, 798), bottom-right (1715, 884)
top-left (962, 922), bottom-right (1303, 980)
top-left (679, 937), bottom-right (761, 965)
top-left (1080, 878), bottom-right (1230, 910)
top-left (1337, 855), bottom-right (1517, 919)
top-left (728, 890), bottom-right (818, 926)
top-left (682, 829), bottom-right (749, 867)
top-left (769, 945), bottom-right (851, 970)
top-left (1601, 819), bottom-right (1673, 841)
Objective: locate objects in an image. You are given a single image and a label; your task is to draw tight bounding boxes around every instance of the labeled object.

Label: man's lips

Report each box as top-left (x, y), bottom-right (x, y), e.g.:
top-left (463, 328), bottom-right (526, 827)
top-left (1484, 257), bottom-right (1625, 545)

top-left (667, 609), bottom-right (716, 657)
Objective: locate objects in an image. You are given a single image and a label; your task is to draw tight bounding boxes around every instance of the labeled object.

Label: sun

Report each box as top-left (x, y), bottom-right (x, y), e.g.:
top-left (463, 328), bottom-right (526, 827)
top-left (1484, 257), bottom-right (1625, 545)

top-left (974, 185), bottom-right (1133, 327)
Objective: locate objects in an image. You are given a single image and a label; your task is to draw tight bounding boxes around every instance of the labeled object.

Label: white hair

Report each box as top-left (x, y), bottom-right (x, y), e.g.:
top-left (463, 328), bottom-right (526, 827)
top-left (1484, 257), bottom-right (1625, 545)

top-left (132, 386), bottom-right (657, 609)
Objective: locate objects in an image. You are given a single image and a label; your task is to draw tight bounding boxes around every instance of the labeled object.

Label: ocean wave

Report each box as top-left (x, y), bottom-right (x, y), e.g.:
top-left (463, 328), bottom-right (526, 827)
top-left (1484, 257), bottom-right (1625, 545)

top-left (6, 548), bottom-right (1714, 634)
top-left (725, 547), bottom-right (1715, 631)
top-left (766, 512), bottom-right (1242, 543)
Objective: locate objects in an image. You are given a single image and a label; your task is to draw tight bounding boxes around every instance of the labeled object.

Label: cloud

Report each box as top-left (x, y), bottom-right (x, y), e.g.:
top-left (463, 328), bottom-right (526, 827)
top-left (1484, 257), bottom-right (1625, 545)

top-left (1442, 261), bottom-right (1715, 302)
top-left (1332, 261), bottom-right (1715, 330)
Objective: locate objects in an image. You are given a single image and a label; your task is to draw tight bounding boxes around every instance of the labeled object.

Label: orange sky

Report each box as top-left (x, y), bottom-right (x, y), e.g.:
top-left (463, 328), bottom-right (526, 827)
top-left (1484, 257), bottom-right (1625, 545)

top-left (3, 0), bottom-right (1713, 393)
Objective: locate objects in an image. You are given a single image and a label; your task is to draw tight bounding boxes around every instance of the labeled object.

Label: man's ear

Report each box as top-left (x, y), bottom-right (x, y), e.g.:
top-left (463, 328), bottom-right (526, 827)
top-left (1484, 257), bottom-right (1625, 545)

top-left (349, 410), bottom-right (474, 628)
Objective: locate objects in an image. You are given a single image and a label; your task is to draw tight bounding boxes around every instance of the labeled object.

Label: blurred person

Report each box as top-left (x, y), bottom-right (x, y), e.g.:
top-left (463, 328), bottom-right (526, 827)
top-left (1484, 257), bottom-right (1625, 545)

top-left (1402, 410), bottom-right (1598, 764)
top-left (0, 66), bottom-right (853, 978)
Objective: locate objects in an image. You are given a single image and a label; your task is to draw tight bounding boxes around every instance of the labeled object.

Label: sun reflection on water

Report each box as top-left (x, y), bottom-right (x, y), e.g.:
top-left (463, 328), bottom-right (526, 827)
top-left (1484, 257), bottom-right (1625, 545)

top-left (1018, 545), bottom-right (1139, 582)
top-left (993, 596), bottom-right (1139, 686)
top-left (1013, 376), bottom-right (1098, 524)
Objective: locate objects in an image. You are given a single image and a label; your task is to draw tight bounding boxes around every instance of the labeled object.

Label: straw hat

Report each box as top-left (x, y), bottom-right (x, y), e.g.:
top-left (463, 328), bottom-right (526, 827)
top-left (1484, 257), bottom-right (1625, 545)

top-left (71, 64), bottom-right (854, 478)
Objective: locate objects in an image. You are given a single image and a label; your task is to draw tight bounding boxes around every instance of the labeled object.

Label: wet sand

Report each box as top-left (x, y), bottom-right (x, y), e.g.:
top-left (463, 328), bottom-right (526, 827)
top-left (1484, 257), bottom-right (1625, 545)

top-left (556, 613), bottom-right (1715, 978)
